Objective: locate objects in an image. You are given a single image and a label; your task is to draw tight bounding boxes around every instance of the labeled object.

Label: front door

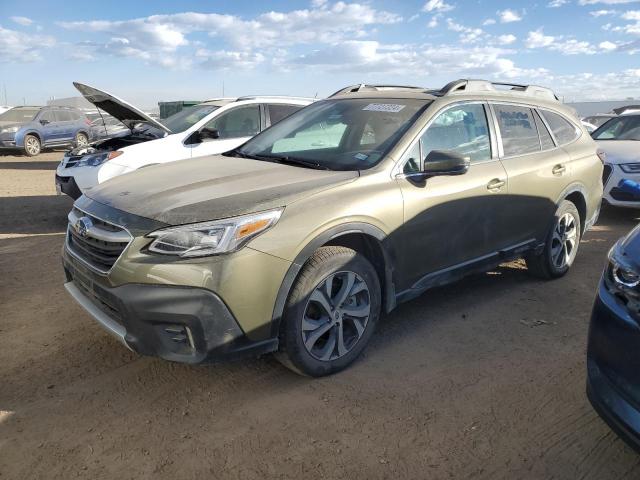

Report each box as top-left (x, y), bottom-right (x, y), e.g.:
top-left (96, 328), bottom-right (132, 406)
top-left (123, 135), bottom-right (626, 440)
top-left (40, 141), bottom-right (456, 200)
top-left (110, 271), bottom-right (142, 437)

top-left (394, 102), bottom-right (508, 291)
top-left (37, 110), bottom-right (61, 144)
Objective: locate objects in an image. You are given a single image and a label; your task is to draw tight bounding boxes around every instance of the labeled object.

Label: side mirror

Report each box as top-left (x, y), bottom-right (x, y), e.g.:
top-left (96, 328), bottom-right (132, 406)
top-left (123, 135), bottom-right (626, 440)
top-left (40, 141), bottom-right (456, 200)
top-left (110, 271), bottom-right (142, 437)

top-left (423, 150), bottom-right (470, 177)
top-left (40, 119), bottom-right (50, 126)
top-left (199, 128), bottom-right (219, 140)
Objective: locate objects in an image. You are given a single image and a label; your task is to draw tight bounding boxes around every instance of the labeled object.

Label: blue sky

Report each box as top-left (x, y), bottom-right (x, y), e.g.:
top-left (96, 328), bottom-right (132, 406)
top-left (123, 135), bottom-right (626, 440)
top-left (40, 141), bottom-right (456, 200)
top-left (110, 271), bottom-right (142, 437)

top-left (1, 0), bottom-right (640, 108)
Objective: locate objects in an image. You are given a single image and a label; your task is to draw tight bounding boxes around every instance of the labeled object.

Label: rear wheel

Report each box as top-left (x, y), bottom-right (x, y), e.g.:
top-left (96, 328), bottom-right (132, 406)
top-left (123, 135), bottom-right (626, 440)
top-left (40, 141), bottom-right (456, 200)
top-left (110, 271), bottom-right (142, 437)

top-left (277, 246), bottom-right (381, 377)
top-left (23, 134), bottom-right (41, 156)
top-left (526, 200), bottom-right (581, 279)
top-left (75, 132), bottom-right (88, 147)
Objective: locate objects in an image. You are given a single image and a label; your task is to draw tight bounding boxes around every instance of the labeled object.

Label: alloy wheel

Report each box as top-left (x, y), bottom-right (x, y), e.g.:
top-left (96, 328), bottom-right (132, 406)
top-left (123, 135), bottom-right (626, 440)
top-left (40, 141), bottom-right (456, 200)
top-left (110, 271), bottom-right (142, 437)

top-left (302, 271), bottom-right (371, 361)
top-left (551, 212), bottom-right (578, 269)
top-left (25, 137), bottom-right (40, 155)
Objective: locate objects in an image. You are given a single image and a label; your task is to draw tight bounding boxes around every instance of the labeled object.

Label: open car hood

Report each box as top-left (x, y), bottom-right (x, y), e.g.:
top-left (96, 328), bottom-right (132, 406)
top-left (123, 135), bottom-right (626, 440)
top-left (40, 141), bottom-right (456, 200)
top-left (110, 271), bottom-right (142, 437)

top-left (73, 82), bottom-right (171, 134)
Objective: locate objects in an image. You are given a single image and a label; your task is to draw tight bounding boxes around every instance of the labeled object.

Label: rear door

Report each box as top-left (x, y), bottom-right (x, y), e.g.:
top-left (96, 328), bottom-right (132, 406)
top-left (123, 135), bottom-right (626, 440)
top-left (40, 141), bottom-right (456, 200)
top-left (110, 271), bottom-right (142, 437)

top-left (265, 104), bottom-right (304, 129)
top-left (55, 109), bottom-right (75, 142)
top-left (394, 102), bottom-right (508, 290)
top-left (188, 104), bottom-right (261, 158)
top-left (490, 103), bottom-right (571, 247)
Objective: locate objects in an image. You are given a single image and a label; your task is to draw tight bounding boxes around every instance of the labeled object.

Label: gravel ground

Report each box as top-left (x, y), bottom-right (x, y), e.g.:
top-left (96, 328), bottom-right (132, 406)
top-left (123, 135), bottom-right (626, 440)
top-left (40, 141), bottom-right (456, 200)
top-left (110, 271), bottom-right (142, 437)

top-left (1, 151), bottom-right (640, 479)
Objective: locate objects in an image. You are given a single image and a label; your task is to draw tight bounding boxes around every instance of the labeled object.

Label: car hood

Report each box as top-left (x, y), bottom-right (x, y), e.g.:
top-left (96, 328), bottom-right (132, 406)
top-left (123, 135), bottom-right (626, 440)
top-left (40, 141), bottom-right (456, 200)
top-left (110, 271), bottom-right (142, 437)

top-left (73, 82), bottom-right (171, 134)
top-left (0, 122), bottom-right (23, 129)
top-left (83, 155), bottom-right (359, 225)
top-left (597, 141), bottom-right (640, 164)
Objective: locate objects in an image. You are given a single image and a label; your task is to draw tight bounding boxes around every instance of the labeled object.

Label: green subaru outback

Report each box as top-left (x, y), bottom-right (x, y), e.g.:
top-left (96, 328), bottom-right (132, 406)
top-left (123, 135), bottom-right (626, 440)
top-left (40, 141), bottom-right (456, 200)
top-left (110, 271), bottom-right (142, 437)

top-left (62, 80), bottom-right (603, 376)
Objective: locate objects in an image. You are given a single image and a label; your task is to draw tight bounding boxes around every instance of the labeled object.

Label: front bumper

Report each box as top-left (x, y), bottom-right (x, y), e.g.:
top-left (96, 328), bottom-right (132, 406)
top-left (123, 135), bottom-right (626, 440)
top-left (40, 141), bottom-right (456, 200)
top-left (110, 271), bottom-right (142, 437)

top-left (587, 281), bottom-right (640, 452)
top-left (63, 260), bottom-right (278, 363)
top-left (603, 163), bottom-right (640, 208)
top-left (55, 174), bottom-right (82, 199)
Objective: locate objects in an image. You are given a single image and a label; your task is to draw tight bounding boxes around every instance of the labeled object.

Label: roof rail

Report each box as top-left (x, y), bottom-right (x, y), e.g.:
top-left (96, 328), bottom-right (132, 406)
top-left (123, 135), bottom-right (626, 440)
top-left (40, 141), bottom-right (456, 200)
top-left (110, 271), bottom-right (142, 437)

top-left (329, 84), bottom-right (425, 97)
top-left (434, 79), bottom-right (560, 101)
top-left (234, 95), bottom-right (316, 102)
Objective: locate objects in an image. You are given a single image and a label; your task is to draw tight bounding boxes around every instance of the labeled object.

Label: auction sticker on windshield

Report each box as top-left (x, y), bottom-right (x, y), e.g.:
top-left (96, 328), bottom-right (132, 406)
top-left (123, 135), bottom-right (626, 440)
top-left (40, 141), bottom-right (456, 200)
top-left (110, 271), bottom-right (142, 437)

top-left (363, 104), bottom-right (406, 113)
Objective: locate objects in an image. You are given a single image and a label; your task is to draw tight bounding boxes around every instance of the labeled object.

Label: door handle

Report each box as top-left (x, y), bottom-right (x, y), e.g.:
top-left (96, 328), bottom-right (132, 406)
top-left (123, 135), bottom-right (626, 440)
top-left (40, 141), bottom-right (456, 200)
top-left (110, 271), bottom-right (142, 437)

top-left (486, 178), bottom-right (506, 191)
top-left (552, 164), bottom-right (566, 175)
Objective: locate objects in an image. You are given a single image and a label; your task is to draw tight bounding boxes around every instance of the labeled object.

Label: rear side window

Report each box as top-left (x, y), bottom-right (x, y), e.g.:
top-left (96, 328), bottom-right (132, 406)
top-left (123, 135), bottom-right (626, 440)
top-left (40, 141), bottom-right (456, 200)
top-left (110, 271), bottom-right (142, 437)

top-left (494, 105), bottom-right (540, 156)
top-left (39, 110), bottom-right (55, 123)
top-left (57, 110), bottom-right (73, 122)
top-left (534, 110), bottom-right (555, 150)
top-left (541, 110), bottom-right (578, 145)
top-left (268, 104), bottom-right (301, 125)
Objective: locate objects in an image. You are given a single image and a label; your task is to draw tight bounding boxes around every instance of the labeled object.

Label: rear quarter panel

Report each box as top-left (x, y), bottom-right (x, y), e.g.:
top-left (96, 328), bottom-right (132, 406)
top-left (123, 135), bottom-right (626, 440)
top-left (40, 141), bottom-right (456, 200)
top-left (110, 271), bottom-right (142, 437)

top-left (565, 133), bottom-right (603, 224)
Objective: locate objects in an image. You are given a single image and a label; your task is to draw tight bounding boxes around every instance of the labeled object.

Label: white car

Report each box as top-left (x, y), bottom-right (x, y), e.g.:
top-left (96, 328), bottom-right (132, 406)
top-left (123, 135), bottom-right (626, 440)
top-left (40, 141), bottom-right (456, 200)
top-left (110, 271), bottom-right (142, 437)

top-left (593, 113), bottom-right (640, 207)
top-left (55, 83), bottom-right (313, 199)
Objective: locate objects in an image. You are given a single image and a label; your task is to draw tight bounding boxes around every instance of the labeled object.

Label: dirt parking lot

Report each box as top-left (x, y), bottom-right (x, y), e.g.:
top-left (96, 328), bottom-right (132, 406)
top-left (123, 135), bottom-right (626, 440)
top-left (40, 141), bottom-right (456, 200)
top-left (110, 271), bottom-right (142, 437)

top-left (1, 151), bottom-right (640, 479)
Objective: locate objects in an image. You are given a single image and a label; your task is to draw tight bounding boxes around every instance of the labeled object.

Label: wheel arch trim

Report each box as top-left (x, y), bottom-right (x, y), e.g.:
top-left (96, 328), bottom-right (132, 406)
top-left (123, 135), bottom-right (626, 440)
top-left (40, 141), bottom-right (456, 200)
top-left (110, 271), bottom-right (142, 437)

top-left (269, 222), bottom-right (396, 338)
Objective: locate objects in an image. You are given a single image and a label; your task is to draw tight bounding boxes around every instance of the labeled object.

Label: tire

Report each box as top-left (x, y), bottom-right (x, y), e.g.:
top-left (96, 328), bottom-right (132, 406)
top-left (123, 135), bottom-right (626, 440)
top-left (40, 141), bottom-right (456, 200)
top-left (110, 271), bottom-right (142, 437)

top-left (23, 134), bottom-right (41, 156)
top-left (526, 200), bottom-right (581, 279)
top-left (276, 246), bottom-right (381, 377)
top-left (75, 132), bottom-right (88, 147)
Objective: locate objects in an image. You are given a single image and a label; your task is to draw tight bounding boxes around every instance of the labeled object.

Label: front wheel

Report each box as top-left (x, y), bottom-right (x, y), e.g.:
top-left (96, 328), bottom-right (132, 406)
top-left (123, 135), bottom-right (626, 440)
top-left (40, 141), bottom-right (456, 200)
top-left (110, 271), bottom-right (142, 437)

top-left (526, 200), bottom-right (581, 279)
top-left (23, 134), bottom-right (41, 156)
top-left (277, 246), bottom-right (381, 377)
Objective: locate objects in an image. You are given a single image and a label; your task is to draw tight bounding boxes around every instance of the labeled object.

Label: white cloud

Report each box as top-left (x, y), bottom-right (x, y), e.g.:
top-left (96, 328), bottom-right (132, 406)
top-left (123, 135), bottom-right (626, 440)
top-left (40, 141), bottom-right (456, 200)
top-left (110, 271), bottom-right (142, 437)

top-left (526, 29), bottom-right (556, 48)
top-left (498, 34), bottom-right (517, 45)
top-left (0, 26), bottom-right (55, 62)
top-left (422, 0), bottom-right (454, 13)
top-left (57, 3), bottom-right (402, 68)
top-left (427, 15), bottom-right (440, 28)
top-left (548, 0), bottom-right (568, 7)
top-left (600, 40), bottom-right (619, 49)
top-left (446, 18), bottom-right (484, 43)
top-left (483, 18), bottom-right (496, 25)
top-left (498, 9), bottom-right (523, 23)
top-left (591, 9), bottom-right (617, 15)
top-left (622, 10), bottom-right (640, 19)
top-left (579, 0), bottom-right (640, 4)
top-left (10, 16), bottom-right (33, 26)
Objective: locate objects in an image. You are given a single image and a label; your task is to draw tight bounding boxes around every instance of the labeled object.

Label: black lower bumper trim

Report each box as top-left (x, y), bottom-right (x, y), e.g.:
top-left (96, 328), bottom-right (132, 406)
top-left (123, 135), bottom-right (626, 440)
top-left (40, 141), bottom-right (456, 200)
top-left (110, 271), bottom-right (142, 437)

top-left (63, 262), bottom-right (278, 364)
top-left (56, 174), bottom-right (82, 200)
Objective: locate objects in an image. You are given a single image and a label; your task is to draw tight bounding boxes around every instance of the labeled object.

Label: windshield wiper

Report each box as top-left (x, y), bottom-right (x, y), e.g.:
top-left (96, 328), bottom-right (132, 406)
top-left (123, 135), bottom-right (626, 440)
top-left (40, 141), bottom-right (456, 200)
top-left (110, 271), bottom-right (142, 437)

top-left (227, 151), bottom-right (331, 170)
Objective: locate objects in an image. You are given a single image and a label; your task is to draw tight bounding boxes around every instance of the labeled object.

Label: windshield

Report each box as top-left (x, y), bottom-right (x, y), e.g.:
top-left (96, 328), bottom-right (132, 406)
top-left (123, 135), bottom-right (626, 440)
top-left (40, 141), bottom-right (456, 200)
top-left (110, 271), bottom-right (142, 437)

top-left (593, 116), bottom-right (640, 141)
top-left (0, 108), bottom-right (39, 123)
top-left (235, 98), bottom-right (430, 170)
top-left (161, 105), bottom-right (219, 133)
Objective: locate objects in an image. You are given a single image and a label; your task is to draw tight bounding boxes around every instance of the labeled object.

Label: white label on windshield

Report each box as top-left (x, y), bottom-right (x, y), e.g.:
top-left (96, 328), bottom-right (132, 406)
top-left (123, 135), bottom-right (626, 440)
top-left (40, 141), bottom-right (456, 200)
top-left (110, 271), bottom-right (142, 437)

top-left (363, 103), bottom-right (406, 113)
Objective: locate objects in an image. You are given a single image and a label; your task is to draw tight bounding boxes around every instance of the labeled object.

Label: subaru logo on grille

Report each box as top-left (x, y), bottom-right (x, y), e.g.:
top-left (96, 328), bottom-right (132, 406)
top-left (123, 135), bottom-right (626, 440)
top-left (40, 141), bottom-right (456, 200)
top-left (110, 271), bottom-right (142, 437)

top-left (74, 216), bottom-right (93, 238)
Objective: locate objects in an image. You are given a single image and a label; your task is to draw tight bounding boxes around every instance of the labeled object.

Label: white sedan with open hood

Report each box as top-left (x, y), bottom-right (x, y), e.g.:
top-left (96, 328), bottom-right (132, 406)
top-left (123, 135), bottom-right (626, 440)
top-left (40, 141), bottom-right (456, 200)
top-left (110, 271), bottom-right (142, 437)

top-left (55, 82), bottom-right (313, 199)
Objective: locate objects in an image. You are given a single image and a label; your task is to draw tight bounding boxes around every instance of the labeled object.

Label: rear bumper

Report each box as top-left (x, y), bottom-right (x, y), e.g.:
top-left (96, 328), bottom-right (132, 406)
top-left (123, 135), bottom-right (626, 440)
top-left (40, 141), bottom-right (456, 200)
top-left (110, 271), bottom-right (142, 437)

top-left (587, 282), bottom-right (640, 452)
top-left (63, 261), bottom-right (278, 364)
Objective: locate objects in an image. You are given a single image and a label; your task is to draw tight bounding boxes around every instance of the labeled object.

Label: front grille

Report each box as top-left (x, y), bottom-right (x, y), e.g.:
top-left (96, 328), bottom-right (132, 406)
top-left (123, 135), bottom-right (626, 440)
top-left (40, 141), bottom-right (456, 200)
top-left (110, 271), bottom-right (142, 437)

top-left (602, 164), bottom-right (613, 188)
top-left (66, 207), bottom-right (132, 274)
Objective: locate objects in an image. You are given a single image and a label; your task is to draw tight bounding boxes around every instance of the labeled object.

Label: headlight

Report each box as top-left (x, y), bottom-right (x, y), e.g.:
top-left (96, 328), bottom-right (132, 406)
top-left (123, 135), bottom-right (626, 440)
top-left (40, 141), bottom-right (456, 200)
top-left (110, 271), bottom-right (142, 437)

top-left (619, 163), bottom-right (640, 174)
top-left (608, 242), bottom-right (640, 289)
top-left (147, 208), bottom-right (283, 257)
top-left (75, 150), bottom-right (123, 167)
top-left (0, 126), bottom-right (18, 134)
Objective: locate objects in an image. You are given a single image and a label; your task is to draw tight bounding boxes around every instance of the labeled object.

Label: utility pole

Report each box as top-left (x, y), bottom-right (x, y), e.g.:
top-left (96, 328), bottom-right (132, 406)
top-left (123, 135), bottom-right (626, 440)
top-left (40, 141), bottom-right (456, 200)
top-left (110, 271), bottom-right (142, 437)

top-left (2, 83), bottom-right (6, 106)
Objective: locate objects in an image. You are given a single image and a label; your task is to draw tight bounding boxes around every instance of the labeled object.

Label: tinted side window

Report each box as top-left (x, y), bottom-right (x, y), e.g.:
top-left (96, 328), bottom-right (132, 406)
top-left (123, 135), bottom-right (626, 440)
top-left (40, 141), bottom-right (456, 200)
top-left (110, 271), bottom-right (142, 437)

top-left (494, 105), bottom-right (540, 156)
top-left (57, 110), bottom-right (73, 122)
top-left (39, 110), bottom-right (55, 123)
top-left (204, 105), bottom-right (260, 139)
top-left (402, 142), bottom-right (422, 174)
top-left (534, 110), bottom-right (555, 150)
top-left (420, 103), bottom-right (491, 163)
top-left (268, 104), bottom-right (301, 125)
top-left (542, 110), bottom-right (578, 145)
